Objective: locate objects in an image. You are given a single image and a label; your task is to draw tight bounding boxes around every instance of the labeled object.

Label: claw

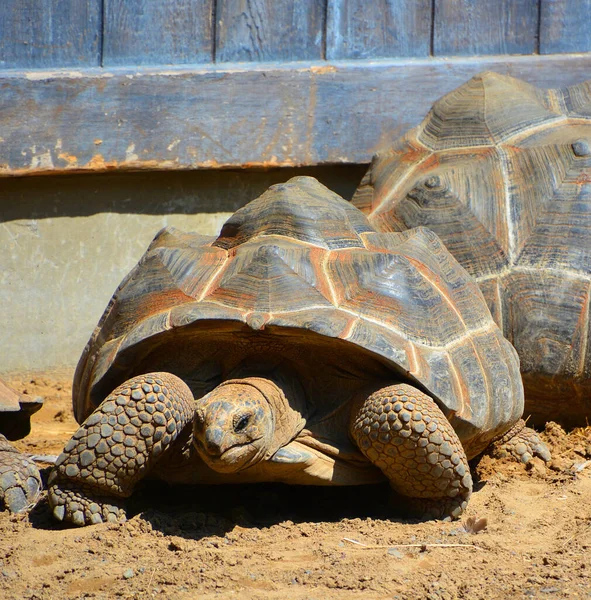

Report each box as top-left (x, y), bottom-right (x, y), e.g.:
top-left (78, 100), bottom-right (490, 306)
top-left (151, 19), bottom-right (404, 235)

top-left (53, 504), bottom-right (65, 521)
top-left (90, 513), bottom-right (103, 525)
top-left (71, 510), bottom-right (86, 527)
top-left (533, 442), bottom-right (551, 462)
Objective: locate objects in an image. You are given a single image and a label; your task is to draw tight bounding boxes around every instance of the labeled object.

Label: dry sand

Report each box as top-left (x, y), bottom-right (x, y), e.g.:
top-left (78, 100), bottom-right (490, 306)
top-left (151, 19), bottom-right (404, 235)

top-left (2, 374), bottom-right (590, 600)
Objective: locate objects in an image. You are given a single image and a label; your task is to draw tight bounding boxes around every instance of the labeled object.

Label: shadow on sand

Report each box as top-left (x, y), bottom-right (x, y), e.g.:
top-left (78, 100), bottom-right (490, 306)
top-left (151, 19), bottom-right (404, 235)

top-left (27, 459), bottom-right (488, 541)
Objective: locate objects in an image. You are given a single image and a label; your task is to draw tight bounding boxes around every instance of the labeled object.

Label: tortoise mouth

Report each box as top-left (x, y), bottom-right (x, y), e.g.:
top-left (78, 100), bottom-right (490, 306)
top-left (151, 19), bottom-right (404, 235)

top-left (195, 437), bottom-right (264, 473)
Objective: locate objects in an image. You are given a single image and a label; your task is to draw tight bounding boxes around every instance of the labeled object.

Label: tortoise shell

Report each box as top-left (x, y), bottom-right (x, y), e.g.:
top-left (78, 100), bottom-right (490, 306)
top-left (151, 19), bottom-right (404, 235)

top-left (0, 378), bottom-right (42, 441)
top-left (353, 72), bottom-right (591, 427)
top-left (73, 176), bottom-right (522, 456)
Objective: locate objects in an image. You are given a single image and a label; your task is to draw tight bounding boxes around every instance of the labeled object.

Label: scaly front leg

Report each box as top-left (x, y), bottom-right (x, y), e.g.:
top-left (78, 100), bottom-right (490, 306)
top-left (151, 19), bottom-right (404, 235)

top-left (48, 373), bottom-right (194, 526)
top-left (0, 435), bottom-right (42, 513)
top-left (350, 383), bottom-right (472, 520)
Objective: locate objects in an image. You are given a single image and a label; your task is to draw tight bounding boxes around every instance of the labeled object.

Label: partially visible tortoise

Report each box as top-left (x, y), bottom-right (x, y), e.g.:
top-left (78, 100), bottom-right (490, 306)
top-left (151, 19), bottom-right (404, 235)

top-left (48, 176), bottom-right (548, 527)
top-left (0, 378), bottom-right (43, 512)
top-left (353, 72), bottom-right (591, 428)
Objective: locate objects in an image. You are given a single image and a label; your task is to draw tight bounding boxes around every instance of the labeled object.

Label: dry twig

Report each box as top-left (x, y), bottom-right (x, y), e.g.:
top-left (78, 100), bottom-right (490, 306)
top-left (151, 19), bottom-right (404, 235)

top-left (342, 538), bottom-right (483, 550)
top-left (147, 566), bottom-right (157, 590)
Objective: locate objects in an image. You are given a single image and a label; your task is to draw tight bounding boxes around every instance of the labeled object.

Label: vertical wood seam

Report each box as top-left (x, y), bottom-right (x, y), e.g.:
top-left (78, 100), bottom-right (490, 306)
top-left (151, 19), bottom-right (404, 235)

top-left (430, 0), bottom-right (435, 57)
top-left (322, 0), bottom-right (329, 60)
top-left (212, 0), bottom-right (218, 63)
top-left (535, 0), bottom-right (542, 54)
top-left (99, 0), bottom-right (106, 67)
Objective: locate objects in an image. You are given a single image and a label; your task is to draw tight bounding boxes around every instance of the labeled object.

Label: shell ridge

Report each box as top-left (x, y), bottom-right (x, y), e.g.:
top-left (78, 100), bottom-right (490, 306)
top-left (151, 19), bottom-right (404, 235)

top-left (197, 253), bottom-right (231, 302)
top-left (477, 264), bottom-right (591, 282)
top-left (481, 76), bottom-right (499, 146)
top-left (495, 145), bottom-right (517, 265)
top-left (206, 241), bottom-right (333, 314)
top-left (402, 254), bottom-right (468, 330)
top-left (372, 142), bottom-right (434, 215)
top-left (501, 115), bottom-right (570, 145)
top-left (320, 249), bottom-right (339, 307)
top-left (334, 305), bottom-right (496, 351)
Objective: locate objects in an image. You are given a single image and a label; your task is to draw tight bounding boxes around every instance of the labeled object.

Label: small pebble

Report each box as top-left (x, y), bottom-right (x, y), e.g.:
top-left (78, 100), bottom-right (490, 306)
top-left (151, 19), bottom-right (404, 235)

top-left (387, 548), bottom-right (404, 559)
top-left (122, 568), bottom-right (135, 580)
top-left (1, 569), bottom-right (17, 579)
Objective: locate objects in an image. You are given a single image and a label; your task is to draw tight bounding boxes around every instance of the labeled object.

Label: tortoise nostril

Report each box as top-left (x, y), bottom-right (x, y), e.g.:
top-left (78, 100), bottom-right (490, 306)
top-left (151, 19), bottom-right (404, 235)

top-left (204, 427), bottom-right (225, 455)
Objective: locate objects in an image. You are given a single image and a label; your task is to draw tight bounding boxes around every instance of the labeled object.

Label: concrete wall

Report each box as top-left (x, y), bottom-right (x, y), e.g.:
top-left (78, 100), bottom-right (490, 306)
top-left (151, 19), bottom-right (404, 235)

top-left (0, 166), bottom-right (365, 374)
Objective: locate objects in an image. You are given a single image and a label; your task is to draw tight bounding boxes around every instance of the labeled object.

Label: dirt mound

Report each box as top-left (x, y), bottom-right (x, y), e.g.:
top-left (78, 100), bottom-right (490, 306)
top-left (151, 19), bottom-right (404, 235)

top-left (1, 374), bottom-right (590, 599)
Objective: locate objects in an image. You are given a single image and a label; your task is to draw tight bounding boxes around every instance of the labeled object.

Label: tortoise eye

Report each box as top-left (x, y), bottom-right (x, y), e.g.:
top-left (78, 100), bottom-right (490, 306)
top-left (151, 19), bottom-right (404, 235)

top-left (234, 414), bottom-right (250, 433)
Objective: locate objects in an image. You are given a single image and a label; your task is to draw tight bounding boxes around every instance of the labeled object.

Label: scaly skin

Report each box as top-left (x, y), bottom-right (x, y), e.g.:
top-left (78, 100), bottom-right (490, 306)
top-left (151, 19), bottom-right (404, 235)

top-left (48, 373), bottom-right (194, 526)
top-left (0, 434), bottom-right (42, 513)
top-left (491, 419), bottom-right (551, 463)
top-left (350, 384), bottom-right (472, 521)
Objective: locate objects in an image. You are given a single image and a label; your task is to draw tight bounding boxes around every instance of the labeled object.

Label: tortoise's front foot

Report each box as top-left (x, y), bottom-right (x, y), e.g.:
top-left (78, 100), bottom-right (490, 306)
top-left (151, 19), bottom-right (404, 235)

top-left (48, 477), bottom-right (126, 525)
top-left (491, 419), bottom-right (551, 464)
top-left (402, 495), bottom-right (469, 522)
top-left (48, 373), bottom-right (194, 526)
top-left (0, 435), bottom-right (42, 513)
top-left (351, 384), bottom-right (472, 521)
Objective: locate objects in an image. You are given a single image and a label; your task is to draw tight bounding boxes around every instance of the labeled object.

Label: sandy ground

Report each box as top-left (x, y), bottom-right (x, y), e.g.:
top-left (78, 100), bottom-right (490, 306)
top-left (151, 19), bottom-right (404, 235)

top-left (2, 374), bottom-right (590, 600)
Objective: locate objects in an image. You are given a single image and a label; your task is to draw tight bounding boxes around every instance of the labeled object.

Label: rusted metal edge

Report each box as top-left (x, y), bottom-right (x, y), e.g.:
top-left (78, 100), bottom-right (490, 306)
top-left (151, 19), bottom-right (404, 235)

top-left (1, 54), bottom-right (591, 177)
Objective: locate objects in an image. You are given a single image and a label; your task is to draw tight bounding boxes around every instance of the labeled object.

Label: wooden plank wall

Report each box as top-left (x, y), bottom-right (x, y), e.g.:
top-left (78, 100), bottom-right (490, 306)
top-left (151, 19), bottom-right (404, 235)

top-left (103, 0), bottom-right (214, 66)
top-left (540, 0), bottom-right (591, 54)
top-left (1, 0), bottom-right (590, 69)
top-left (1, 1), bottom-right (590, 175)
top-left (433, 0), bottom-right (538, 56)
top-left (0, 0), bottom-right (102, 68)
top-left (326, 0), bottom-right (432, 59)
top-left (216, 1), bottom-right (325, 62)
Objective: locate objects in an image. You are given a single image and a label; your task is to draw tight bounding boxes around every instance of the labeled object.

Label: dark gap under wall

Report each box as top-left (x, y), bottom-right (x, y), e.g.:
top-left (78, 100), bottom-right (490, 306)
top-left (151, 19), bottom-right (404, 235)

top-left (0, 165), bottom-right (367, 223)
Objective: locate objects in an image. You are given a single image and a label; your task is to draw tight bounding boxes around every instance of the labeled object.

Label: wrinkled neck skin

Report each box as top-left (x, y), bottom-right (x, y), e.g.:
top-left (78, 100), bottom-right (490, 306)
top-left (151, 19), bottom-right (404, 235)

top-left (193, 369), bottom-right (307, 474)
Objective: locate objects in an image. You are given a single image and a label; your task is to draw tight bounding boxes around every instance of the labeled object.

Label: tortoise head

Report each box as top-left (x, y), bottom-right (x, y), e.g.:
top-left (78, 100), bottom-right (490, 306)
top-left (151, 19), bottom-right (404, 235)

top-left (193, 379), bottom-right (276, 473)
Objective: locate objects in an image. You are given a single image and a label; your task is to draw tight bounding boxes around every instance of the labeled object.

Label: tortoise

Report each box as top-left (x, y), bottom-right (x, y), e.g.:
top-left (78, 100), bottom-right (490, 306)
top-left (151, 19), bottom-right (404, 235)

top-left (0, 378), bottom-right (43, 512)
top-left (353, 71), bottom-right (591, 428)
top-left (47, 176), bottom-right (548, 527)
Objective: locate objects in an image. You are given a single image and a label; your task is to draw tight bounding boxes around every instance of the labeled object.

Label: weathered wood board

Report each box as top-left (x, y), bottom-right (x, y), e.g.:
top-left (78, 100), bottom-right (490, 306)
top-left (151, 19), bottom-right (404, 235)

top-left (539, 0), bottom-right (591, 54)
top-left (2, 54), bottom-right (591, 176)
top-left (215, 0), bottom-right (325, 62)
top-left (0, 0), bottom-right (102, 69)
top-left (433, 0), bottom-right (538, 56)
top-left (326, 0), bottom-right (431, 59)
top-left (2, 0), bottom-right (591, 70)
top-left (103, 0), bottom-right (215, 66)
